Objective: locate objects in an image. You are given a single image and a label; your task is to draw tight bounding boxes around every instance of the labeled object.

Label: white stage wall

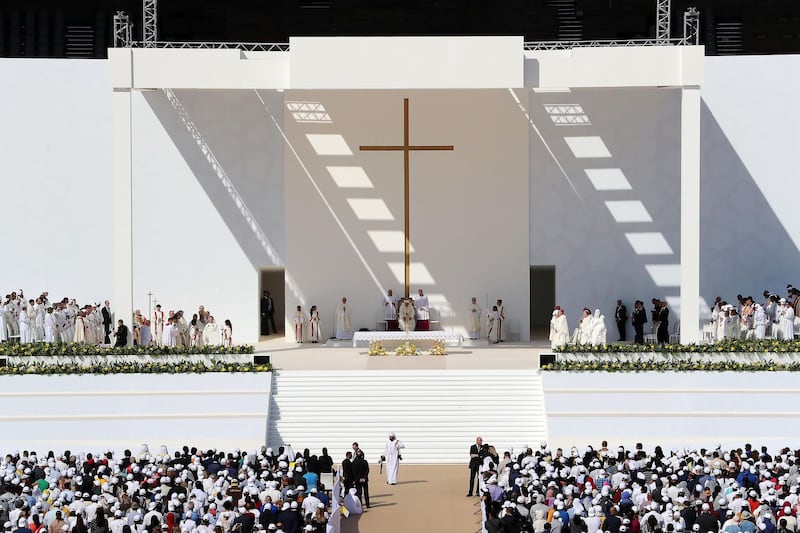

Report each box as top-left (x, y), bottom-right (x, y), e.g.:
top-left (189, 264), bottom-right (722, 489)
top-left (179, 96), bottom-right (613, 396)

top-left (0, 373), bottom-right (271, 453)
top-left (0, 59), bottom-right (113, 304)
top-left (542, 371), bottom-right (800, 451)
top-left (700, 55), bottom-right (800, 304)
top-left (284, 90), bottom-right (530, 340)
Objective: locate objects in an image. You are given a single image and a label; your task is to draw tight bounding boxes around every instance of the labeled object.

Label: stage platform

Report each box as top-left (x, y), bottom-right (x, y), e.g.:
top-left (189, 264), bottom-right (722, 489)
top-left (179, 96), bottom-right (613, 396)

top-left (256, 336), bottom-right (544, 371)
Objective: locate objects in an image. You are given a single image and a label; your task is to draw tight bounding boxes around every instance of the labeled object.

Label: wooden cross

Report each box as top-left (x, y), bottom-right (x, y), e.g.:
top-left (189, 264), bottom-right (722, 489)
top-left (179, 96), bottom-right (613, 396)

top-left (360, 98), bottom-right (454, 299)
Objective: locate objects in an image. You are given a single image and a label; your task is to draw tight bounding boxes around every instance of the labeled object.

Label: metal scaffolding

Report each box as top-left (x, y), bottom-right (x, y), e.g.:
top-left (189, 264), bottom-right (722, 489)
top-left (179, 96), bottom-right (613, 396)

top-left (113, 11), bottom-right (132, 48)
top-left (683, 7), bottom-right (701, 46)
top-left (143, 0), bottom-right (158, 47)
top-left (656, 0), bottom-right (671, 42)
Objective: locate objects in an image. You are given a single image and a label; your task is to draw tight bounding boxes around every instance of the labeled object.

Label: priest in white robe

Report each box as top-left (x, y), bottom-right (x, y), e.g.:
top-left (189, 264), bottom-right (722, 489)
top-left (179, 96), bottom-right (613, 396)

top-left (152, 305), bottom-right (165, 345)
top-left (466, 297), bottom-right (481, 340)
top-left (590, 309), bottom-right (607, 346)
top-left (414, 289), bottom-right (429, 331)
top-left (495, 299), bottom-right (506, 342)
top-left (162, 318), bottom-right (178, 347)
top-left (44, 308), bottom-right (57, 343)
top-left (18, 306), bottom-right (32, 344)
top-left (336, 297), bottom-right (353, 340)
top-left (0, 301), bottom-right (7, 342)
top-left (309, 305), bottom-right (321, 343)
top-left (398, 299), bottom-right (416, 333)
top-left (382, 289), bottom-right (398, 331)
top-left (293, 305), bottom-right (306, 343)
top-left (549, 307), bottom-right (569, 349)
top-left (487, 306), bottom-right (500, 343)
top-left (753, 304), bottom-right (767, 340)
top-left (383, 432), bottom-right (405, 485)
top-left (203, 316), bottom-right (221, 346)
top-left (781, 299), bottom-right (795, 340)
top-left (578, 308), bottom-right (593, 344)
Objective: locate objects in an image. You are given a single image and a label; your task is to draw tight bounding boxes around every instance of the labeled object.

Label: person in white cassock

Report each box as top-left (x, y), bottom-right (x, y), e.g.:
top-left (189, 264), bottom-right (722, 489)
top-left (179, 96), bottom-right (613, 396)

top-left (341, 487), bottom-right (363, 533)
top-left (0, 300), bottom-right (6, 342)
top-left (383, 432), bottom-right (405, 485)
top-left (466, 297), bottom-right (481, 340)
top-left (397, 299), bottom-right (416, 333)
top-left (549, 307), bottom-right (570, 349)
top-left (44, 308), bottom-right (57, 343)
top-left (487, 305), bottom-right (500, 343)
top-left (308, 305), bottom-right (321, 343)
top-left (495, 299), bottom-right (506, 342)
top-left (590, 309), bottom-right (607, 346)
top-left (152, 305), bottom-right (165, 345)
top-left (294, 305), bottom-right (306, 343)
top-left (753, 304), bottom-right (767, 340)
top-left (18, 305), bottom-right (32, 344)
top-left (336, 297), bottom-right (353, 340)
top-left (781, 299), bottom-right (795, 340)
top-left (203, 316), bottom-right (221, 346)
top-left (382, 289), bottom-right (398, 330)
top-left (578, 308), bottom-right (593, 344)
top-left (414, 289), bottom-right (429, 330)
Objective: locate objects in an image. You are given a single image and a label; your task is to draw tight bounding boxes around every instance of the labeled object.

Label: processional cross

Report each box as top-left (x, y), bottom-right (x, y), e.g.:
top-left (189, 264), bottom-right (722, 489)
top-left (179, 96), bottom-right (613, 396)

top-left (359, 98), bottom-right (454, 299)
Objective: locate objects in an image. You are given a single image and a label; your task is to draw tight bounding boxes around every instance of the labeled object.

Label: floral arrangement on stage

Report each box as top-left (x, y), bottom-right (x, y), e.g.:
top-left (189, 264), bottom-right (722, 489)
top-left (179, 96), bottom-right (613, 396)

top-left (394, 341), bottom-right (419, 356)
top-left (555, 339), bottom-right (800, 355)
top-left (429, 340), bottom-right (447, 356)
top-left (0, 342), bottom-right (254, 357)
top-left (0, 360), bottom-right (271, 376)
top-left (368, 341), bottom-right (387, 356)
top-left (541, 360), bottom-right (800, 372)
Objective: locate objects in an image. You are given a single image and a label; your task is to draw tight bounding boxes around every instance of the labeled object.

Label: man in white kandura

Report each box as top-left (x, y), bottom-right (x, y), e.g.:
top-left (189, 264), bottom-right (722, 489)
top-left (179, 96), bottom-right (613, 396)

top-left (398, 298), bottom-right (416, 333)
top-left (466, 297), bottom-right (481, 340)
top-left (383, 432), bottom-right (405, 485)
top-left (383, 289), bottom-right (398, 330)
top-left (549, 306), bottom-right (569, 349)
top-left (336, 297), bottom-right (353, 340)
top-left (414, 289), bottom-right (429, 330)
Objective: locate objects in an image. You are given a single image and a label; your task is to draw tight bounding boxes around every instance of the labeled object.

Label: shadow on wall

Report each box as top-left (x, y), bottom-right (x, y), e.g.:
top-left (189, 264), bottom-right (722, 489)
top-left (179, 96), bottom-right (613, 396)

top-left (141, 89), bottom-right (285, 270)
top-left (699, 99), bottom-right (800, 301)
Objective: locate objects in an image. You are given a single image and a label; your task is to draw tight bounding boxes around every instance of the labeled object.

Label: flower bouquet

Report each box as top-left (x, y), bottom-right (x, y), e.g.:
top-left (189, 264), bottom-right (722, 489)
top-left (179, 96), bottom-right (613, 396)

top-left (429, 340), bottom-right (447, 356)
top-left (368, 340), bottom-right (387, 356)
top-left (394, 341), bottom-right (419, 356)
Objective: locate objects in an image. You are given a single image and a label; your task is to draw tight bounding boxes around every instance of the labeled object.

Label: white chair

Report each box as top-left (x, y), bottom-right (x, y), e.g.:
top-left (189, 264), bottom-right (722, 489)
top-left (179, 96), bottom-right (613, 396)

top-left (669, 321), bottom-right (680, 344)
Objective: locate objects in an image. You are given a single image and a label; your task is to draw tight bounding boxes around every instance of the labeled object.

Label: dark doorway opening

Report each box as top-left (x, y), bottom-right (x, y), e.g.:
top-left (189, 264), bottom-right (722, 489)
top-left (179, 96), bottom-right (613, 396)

top-left (530, 265), bottom-right (555, 341)
top-left (260, 268), bottom-right (285, 338)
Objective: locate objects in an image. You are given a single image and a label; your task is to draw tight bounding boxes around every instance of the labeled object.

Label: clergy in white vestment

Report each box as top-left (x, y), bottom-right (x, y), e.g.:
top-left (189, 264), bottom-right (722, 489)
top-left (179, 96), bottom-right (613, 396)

top-left (73, 313), bottom-right (86, 344)
top-left (726, 309), bottom-right (741, 340)
top-left (294, 305), bottom-right (306, 343)
top-left (414, 289), bottom-right (430, 320)
top-left (781, 299), bottom-right (795, 340)
top-left (383, 289), bottom-right (398, 320)
top-left (549, 307), bottom-right (570, 349)
top-left (203, 316), bottom-right (221, 346)
top-left (309, 305), bottom-right (321, 343)
top-left (753, 304), bottom-right (767, 340)
top-left (590, 309), bottom-right (607, 346)
top-left (335, 297), bottom-right (353, 340)
top-left (487, 306), bottom-right (500, 343)
top-left (383, 432), bottom-right (405, 485)
top-left (162, 318), bottom-right (178, 347)
top-left (0, 301), bottom-right (6, 342)
top-left (466, 297), bottom-right (481, 340)
top-left (397, 298), bottom-right (416, 333)
top-left (152, 305), bottom-right (165, 345)
top-left (578, 308), bottom-right (593, 344)
top-left (18, 306), bottom-right (32, 344)
top-left (341, 487), bottom-right (363, 533)
top-left (44, 308), bottom-right (57, 343)
top-left (495, 299), bottom-right (506, 342)
top-left (140, 320), bottom-right (153, 346)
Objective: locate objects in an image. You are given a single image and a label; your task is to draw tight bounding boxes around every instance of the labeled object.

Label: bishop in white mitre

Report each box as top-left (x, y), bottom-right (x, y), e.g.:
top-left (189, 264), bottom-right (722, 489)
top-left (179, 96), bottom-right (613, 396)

top-left (398, 298), bottom-right (416, 333)
top-left (336, 297), bottom-right (353, 340)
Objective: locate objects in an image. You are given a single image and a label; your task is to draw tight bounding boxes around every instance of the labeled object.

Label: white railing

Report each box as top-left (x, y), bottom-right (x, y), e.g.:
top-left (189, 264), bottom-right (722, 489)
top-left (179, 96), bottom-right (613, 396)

top-left (524, 37), bottom-right (691, 50)
top-left (128, 40), bottom-right (290, 52)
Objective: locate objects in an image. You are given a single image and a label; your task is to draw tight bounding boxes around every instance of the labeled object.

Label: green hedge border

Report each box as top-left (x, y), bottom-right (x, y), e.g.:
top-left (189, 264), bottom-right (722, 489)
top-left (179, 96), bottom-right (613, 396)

top-left (542, 360), bottom-right (800, 372)
top-left (0, 342), bottom-right (254, 357)
top-left (555, 339), bottom-right (800, 354)
top-left (0, 360), bottom-right (271, 375)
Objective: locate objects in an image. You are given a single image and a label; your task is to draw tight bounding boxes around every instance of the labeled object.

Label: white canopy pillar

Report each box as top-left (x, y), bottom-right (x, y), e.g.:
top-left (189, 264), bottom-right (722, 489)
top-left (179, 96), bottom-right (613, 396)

top-left (680, 86), bottom-right (701, 344)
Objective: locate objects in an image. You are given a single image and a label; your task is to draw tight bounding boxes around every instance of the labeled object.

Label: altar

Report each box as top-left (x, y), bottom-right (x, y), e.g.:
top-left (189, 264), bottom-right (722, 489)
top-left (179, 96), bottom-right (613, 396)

top-left (352, 330), bottom-right (462, 349)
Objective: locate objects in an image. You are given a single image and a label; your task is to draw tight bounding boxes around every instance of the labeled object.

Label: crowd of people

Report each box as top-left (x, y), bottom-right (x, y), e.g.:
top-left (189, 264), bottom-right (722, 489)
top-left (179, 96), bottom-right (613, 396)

top-left (470, 438), bottom-right (800, 533)
top-left (706, 286), bottom-right (800, 342)
top-left (0, 289), bottom-right (233, 348)
top-left (0, 442), bottom-right (373, 533)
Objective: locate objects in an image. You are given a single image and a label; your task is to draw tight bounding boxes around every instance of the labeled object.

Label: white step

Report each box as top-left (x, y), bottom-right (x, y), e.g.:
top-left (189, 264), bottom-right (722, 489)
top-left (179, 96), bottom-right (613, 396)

top-left (267, 369), bottom-right (546, 464)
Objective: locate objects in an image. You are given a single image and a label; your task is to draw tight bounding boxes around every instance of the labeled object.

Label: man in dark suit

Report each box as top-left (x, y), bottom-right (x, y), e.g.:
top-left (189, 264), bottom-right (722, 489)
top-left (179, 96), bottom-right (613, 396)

top-left (102, 300), bottom-right (113, 344)
top-left (615, 300), bottom-right (628, 341)
top-left (631, 300), bottom-right (647, 344)
top-left (260, 291), bottom-right (276, 335)
top-left (341, 451), bottom-right (354, 493)
top-left (468, 436), bottom-right (484, 497)
top-left (351, 449), bottom-right (370, 508)
top-left (657, 300), bottom-right (670, 344)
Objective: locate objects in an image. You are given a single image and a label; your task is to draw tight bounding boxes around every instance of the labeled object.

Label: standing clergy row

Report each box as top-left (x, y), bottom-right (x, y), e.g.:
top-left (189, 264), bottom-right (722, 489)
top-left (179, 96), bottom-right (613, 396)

top-left (148, 304), bottom-right (233, 347)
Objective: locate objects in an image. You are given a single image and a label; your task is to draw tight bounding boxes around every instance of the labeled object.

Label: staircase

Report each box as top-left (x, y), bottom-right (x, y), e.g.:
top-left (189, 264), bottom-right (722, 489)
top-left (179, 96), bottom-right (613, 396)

top-left (546, 0), bottom-right (584, 41)
top-left (267, 369), bottom-right (546, 464)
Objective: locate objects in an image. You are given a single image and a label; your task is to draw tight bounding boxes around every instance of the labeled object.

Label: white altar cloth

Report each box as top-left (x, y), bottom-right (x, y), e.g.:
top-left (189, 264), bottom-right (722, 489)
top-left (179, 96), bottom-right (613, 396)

top-left (352, 331), bottom-right (462, 348)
